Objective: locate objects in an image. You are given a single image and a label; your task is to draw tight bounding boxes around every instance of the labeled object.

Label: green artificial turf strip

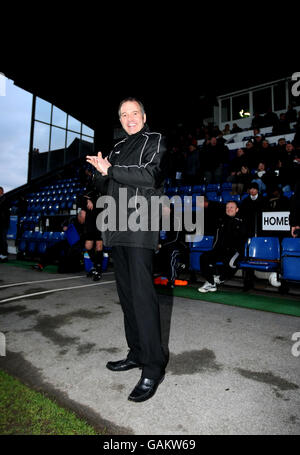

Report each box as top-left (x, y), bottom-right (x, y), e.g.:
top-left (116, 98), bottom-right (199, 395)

top-left (0, 370), bottom-right (103, 435)
top-left (1, 260), bottom-right (58, 273)
top-left (157, 286), bottom-right (300, 317)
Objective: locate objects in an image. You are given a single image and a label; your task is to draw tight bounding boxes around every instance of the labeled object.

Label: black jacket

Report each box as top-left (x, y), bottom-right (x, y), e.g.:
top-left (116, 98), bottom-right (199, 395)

top-left (0, 194), bottom-right (10, 229)
top-left (93, 125), bottom-right (167, 250)
top-left (289, 182), bottom-right (300, 227)
top-left (213, 214), bottom-right (247, 255)
top-left (239, 194), bottom-right (266, 236)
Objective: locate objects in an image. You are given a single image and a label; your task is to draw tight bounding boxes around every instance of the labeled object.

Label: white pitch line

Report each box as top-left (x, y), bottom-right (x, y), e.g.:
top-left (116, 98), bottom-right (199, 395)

top-left (0, 280), bottom-right (116, 304)
top-left (0, 272), bottom-right (115, 289)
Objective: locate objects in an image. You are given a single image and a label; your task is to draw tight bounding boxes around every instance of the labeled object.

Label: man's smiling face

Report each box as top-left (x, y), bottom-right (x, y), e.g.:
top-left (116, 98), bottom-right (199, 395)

top-left (119, 101), bottom-right (146, 135)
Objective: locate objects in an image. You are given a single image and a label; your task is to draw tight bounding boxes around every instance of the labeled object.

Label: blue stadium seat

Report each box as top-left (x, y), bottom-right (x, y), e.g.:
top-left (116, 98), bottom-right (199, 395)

top-left (206, 193), bottom-right (222, 202)
top-left (206, 184), bottom-right (221, 193)
top-left (179, 185), bottom-right (192, 195)
top-left (27, 231), bottom-right (43, 255)
top-left (53, 231), bottom-right (66, 242)
top-left (188, 235), bottom-right (214, 271)
top-left (239, 237), bottom-right (280, 272)
top-left (241, 193), bottom-right (249, 201)
top-left (38, 231), bottom-right (55, 254)
top-left (221, 182), bottom-right (233, 191)
top-left (222, 193), bottom-right (241, 204)
top-left (283, 191), bottom-right (294, 199)
top-left (192, 184), bottom-right (205, 194)
top-left (18, 230), bottom-right (33, 253)
top-left (281, 238), bottom-right (300, 282)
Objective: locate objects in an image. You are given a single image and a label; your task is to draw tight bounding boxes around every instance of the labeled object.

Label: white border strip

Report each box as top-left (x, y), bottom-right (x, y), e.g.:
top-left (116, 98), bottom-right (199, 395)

top-left (0, 272), bottom-right (115, 289)
top-left (0, 280), bottom-right (116, 304)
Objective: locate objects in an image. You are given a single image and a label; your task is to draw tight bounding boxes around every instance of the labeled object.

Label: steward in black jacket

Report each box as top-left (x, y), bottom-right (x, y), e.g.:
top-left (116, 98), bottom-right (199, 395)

top-left (93, 124), bottom-right (167, 250)
top-left (86, 98), bottom-right (168, 402)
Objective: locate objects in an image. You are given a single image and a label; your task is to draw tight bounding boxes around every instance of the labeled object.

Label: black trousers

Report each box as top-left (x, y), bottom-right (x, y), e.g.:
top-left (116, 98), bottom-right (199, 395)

top-left (112, 246), bottom-right (167, 380)
top-left (200, 248), bottom-right (240, 284)
top-left (0, 227), bottom-right (8, 256)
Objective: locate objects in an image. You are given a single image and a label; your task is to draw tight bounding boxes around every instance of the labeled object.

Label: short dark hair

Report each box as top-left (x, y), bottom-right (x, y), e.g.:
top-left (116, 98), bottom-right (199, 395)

top-left (226, 200), bottom-right (239, 208)
top-left (118, 97), bottom-right (145, 118)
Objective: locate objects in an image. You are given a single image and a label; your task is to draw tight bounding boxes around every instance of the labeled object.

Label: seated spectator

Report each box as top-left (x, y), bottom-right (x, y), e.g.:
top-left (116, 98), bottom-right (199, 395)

top-left (263, 107), bottom-right (279, 129)
top-left (201, 137), bottom-right (229, 184)
top-left (198, 201), bottom-right (247, 293)
top-left (232, 165), bottom-right (252, 195)
top-left (272, 137), bottom-right (287, 165)
top-left (265, 159), bottom-right (291, 192)
top-left (273, 113), bottom-right (290, 135)
top-left (249, 133), bottom-right (264, 168)
top-left (285, 104), bottom-right (297, 124)
top-left (252, 128), bottom-right (261, 138)
top-left (260, 139), bottom-right (272, 166)
top-left (251, 112), bottom-right (264, 130)
top-left (167, 146), bottom-right (184, 183)
top-left (196, 196), bottom-right (224, 236)
top-left (184, 143), bottom-right (201, 185)
top-left (32, 211), bottom-right (86, 273)
top-left (290, 150), bottom-right (300, 191)
top-left (226, 148), bottom-right (250, 194)
top-left (293, 124), bottom-right (300, 148)
top-left (227, 148), bottom-right (249, 181)
top-left (154, 204), bottom-right (188, 287)
top-left (222, 124), bottom-right (231, 135)
top-left (289, 182), bottom-right (300, 238)
top-left (231, 123), bottom-right (243, 133)
top-left (216, 131), bottom-right (226, 145)
top-left (279, 143), bottom-right (295, 167)
top-left (245, 139), bottom-right (254, 154)
top-left (239, 182), bottom-right (266, 236)
top-left (264, 185), bottom-right (290, 211)
top-left (251, 161), bottom-right (269, 193)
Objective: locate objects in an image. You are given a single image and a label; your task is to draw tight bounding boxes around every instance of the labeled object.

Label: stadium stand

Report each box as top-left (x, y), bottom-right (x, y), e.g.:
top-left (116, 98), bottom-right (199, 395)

top-left (4, 93), bottom-right (300, 294)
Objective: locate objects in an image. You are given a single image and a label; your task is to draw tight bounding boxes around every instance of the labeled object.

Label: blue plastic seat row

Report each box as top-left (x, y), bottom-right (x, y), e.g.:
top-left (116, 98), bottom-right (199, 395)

top-left (167, 193), bottom-right (247, 206)
top-left (187, 236), bottom-right (300, 282)
top-left (18, 230), bottom-right (66, 255)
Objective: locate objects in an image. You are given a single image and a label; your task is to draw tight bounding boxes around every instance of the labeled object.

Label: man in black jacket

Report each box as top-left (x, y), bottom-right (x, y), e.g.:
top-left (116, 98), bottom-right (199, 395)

top-left (86, 98), bottom-right (168, 403)
top-left (239, 182), bottom-right (266, 237)
top-left (198, 201), bottom-right (247, 292)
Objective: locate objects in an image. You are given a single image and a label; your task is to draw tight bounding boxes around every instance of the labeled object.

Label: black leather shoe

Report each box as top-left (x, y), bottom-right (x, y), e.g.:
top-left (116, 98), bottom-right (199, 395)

top-left (128, 375), bottom-right (165, 402)
top-left (106, 358), bottom-right (142, 372)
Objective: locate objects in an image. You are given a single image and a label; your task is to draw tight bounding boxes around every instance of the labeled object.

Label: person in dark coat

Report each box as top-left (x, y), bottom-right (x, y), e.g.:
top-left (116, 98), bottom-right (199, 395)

top-left (86, 97), bottom-right (168, 403)
top-left (264, 186), bottom-right (290, 211)
top-left (239, 182), bottom-right (266, 237)
top-left (154, 204), bottom-right (188, 286)
top-left (290, 182), bottom-right (300, 238)
top-left (79, 173), bottom-right (103, 281)
top-left (198, 201), bottom-right (247, 293)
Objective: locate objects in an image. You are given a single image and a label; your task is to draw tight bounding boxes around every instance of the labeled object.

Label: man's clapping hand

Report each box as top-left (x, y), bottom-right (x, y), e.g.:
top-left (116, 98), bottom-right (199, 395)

top-left (86, 152), bottom-right (111, 176)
